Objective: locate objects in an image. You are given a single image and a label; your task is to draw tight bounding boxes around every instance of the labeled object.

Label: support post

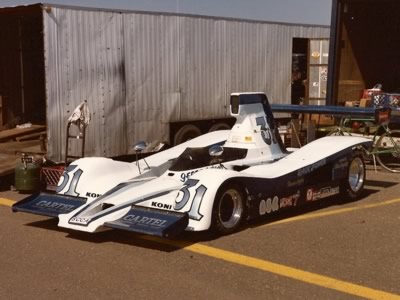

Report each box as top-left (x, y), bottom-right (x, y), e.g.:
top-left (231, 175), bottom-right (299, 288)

top-left (290, 113), bottom-right (301, 148)
top-left (0, 96), bottom-right (3, 130)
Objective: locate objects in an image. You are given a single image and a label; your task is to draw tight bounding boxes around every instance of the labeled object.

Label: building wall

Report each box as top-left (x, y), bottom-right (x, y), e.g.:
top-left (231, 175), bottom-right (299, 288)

top-left (42, 6), bottom-right (330, 160)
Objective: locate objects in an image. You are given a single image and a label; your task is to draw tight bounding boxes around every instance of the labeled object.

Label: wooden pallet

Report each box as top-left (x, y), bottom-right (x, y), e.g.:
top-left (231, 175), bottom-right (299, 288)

top-left (0, 125), bottom-right (46, 142)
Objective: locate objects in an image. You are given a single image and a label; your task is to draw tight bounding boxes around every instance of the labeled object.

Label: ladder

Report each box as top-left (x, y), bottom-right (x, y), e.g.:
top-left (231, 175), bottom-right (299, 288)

top-left (64, 121), bottom-right (86, 166)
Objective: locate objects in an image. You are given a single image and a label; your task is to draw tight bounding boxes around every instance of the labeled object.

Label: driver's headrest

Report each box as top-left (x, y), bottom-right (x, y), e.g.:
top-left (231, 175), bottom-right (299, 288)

top-left (230, 93), bottom-right (270, 117)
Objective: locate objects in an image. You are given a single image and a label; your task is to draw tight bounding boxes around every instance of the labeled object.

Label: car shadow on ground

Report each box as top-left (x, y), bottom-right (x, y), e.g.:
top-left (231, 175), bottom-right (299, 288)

top-left (22, 217), bottom-right (188, 253)
top-left (183, 179), bottom-right (398, 243)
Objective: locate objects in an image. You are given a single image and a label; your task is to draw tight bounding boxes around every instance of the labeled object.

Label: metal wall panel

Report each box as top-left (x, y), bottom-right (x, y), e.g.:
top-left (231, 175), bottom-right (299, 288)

top-left (179, 17), bottom-right (228, 120)
top-left (124, 13), bottom-right (176, 148)
top-left (44, 7), bottom-right (125, 159)
top-left (43, 6), bottom-right (329, 160)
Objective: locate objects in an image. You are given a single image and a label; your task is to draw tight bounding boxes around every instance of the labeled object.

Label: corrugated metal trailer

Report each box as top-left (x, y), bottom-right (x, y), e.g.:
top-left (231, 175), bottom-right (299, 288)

top-left (0, 3), bottom-right (329, 161)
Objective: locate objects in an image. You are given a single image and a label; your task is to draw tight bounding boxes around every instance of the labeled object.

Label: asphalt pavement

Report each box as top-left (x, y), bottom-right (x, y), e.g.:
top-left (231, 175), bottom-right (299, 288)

top-left (0, 164), bottom-right (399, 300)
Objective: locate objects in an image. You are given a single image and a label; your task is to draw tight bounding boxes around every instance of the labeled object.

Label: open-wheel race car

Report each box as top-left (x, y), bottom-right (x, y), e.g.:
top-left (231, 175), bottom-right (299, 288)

top-left (13, 92), bottom-right (373, 238)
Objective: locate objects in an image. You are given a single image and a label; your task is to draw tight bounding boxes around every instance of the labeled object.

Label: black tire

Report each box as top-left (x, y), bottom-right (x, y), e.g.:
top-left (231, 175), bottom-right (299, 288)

top-left (173, 124), bottom-right (202, 146)
top-left (375, 129), bottom-right (400, 173)
top-left (208, 122), bottom-right (231, 132)
top-left (211, 184), bottom-right (245, 235)
top-left (341, 153), bottom-right (366, 199)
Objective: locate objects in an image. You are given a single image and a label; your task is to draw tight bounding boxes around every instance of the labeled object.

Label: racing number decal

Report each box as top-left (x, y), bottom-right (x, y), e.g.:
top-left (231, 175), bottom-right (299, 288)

top-left (256, 116), bottom-right (276, 145)
top-left (175, 179), bottom-right (207, 220)
top-left (190, 185), bottom-right (206, 220)
top-left (56, 165), bottom-right (83, 196)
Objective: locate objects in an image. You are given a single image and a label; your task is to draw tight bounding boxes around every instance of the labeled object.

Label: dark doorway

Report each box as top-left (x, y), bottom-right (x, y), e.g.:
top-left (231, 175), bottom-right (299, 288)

top-left (291, 38), bottom-right (308, 105)
top-left (0, 5), bottom-right (46, 128)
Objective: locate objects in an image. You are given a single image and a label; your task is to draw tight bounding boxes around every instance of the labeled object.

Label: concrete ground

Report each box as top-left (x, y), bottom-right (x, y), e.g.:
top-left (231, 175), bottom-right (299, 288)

top-left (0, 164), bottom-right (399, 300)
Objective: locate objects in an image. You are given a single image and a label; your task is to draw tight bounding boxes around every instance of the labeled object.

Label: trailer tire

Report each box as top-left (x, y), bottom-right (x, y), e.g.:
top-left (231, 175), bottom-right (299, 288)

top-left (208, 122), bottom-right (231, 132)
top-left (173, 124), bottom-right (202, 145)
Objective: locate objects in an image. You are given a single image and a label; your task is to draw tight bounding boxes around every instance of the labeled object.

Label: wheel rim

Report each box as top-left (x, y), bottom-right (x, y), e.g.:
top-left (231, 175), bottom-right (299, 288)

top-left (348, 157), bottom-right (365, 192)
top-left (375, 130), bottom-right (400, 173)
top-left (218, 189), bottom-right (243, 229)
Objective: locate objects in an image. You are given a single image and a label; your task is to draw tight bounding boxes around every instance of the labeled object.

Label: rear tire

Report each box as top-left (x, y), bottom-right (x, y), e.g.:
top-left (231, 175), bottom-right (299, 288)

top-left (341, 153), bottom-right (365, 199)
top-left (211, 184), bottom-right (245, 235)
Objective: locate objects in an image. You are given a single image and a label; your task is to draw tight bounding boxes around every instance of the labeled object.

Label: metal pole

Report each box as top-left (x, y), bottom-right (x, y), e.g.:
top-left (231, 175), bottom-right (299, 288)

top-left (18, 18), bottom-right (25, 121)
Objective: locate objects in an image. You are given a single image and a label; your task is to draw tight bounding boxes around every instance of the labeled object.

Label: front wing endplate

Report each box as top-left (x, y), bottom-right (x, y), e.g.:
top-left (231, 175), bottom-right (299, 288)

top-left (105, 205), bottom-right (189, 238)
top-left (12, 193), bottom-right (87, 218)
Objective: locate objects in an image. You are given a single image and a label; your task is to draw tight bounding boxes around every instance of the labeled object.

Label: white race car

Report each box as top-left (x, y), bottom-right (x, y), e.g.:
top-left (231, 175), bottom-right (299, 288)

top-left (13, 93), bottom-right (372, 238)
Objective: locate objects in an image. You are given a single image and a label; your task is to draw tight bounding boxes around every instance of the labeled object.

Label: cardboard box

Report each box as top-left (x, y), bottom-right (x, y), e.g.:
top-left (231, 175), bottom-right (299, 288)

top-left (345, 101), bottom-right (360, 107)
top-left (362, 88), bottom-right (382, 99)
top-left (359, 98), bottom-right (372, 107)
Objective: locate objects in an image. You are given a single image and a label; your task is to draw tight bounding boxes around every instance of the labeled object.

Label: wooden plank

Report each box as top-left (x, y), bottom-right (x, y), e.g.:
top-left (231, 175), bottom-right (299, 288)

top-left (0, 140), bottom-right (43, 155)
top-left (0, 125), bottom-right (46, 142)
top-left (0, 153), bottom-right (20, 176)
top-left (15, 131), bottom-right (46, 142)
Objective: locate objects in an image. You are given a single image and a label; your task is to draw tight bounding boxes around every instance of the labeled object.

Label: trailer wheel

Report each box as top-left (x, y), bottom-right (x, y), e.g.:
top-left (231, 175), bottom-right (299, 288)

top-left (208, 123), bottom-right (231, 132)
top-left (173, 124), bottom-right (202, 145)
top-left (211, 184), bottom-right (245, 235)
top-left (341, 152), bottom-right (365, 200)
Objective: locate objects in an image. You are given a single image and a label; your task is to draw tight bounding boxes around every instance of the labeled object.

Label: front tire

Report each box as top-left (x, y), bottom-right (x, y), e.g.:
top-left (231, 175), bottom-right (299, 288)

top-left (341, 153), bottom-right (365, 199)
top-left (211, 184), bottom-right (245, 235)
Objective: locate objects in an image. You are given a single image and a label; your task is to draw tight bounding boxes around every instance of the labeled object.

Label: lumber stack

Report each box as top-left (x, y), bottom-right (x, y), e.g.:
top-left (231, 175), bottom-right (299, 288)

top-left (0, 124), bottom-right (46, 176)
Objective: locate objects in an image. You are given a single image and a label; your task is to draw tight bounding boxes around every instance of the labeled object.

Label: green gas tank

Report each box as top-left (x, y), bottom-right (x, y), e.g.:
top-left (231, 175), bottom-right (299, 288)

top-left (15, 154), bottom-right (41, 192)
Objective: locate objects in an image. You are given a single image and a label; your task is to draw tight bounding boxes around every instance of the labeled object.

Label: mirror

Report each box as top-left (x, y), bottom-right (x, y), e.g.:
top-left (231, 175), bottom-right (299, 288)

top-left (133, 141), bottom-right (148, 153)
top-left (209, 145), bottom-right (224, 157)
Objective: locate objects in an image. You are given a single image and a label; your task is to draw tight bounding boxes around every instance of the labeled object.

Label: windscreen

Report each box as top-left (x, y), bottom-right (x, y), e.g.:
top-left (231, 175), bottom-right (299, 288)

top-left (169, 146), bottom-right (248, 172)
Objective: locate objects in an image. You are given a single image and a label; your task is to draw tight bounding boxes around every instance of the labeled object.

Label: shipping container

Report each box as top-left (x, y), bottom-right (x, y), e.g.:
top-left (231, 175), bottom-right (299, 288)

top-left (0, 3), bottom-right (329, 161)
top-left (327, 0), bottom-right (400, 106)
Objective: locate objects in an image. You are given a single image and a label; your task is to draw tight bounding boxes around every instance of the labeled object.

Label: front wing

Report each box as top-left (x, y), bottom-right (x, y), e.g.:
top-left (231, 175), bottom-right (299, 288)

top-left (105, 205), bottom-right (188, 238)
top-left (12, 193), bottom-right (188, 238)
top-left (12, 193), bottom-right (87, 218)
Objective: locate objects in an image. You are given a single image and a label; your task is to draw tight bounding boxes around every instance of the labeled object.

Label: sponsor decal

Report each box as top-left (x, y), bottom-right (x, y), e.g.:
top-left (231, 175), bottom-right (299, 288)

top-left (122, 214), bottom-right (168, 228)
top-left (307, 186), bottom-right (340, 201)
top-left (279, 191), bottom-right (300, 208)
top-left (287, 177), bottom-right (304, 188)
top-left (36, 200), bottom-right (75, 212)
top-left (297, 159), bottom-right (326, 176)
top-left (179, 165), bottom-right (225, 182)
top-left (69, 216), bottom-right (91, 225)
top-left (259, 196), bottom-right (279, 215)
top-left (180, 170), bottom-right (199, 182)
top-left (86, 192), bottom-right (102, 198)
top-left (151, 201), bottom-right (173, 210)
